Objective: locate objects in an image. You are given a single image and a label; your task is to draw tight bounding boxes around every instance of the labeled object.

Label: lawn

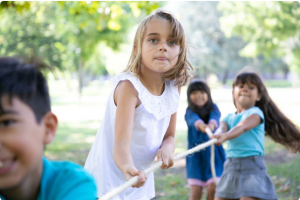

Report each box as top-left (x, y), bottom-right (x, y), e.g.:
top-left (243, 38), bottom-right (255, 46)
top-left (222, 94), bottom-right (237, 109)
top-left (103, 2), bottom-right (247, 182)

top-left (46, 79), bottom-right (300, 200)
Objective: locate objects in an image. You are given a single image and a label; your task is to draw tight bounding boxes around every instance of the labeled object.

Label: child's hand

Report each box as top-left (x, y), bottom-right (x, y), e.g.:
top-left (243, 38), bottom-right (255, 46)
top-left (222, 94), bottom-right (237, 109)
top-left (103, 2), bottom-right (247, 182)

top-left (198, 123), bottom-right (208, 133)
top-left (212, 133), bottom-right (227, 146)
top-left (199, 123), bottom-right (215, 133)
top-left (123, 166), bottom-right (147, 188)
top-left (156, 148), bottom-right (174, 170)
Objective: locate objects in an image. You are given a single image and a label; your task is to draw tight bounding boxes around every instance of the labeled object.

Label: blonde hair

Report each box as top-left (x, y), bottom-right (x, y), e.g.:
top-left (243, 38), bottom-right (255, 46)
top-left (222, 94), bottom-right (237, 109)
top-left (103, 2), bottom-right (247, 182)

top-left (125, 10), bottom-right (193, 86)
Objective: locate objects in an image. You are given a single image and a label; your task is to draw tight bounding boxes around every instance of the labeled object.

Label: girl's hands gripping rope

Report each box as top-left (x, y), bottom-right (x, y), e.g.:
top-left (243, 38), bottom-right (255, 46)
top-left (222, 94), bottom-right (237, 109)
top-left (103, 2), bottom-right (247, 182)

top-left (123, 166), bottom-right (147, 188)
top-left (212, 134), bottom-right (227, 146)
top-left (156, 147), bottom-right (174, 170)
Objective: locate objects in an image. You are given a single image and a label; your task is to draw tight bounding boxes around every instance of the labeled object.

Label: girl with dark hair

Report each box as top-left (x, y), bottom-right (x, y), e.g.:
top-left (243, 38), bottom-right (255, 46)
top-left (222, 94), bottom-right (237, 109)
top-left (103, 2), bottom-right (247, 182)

top-left (185, 81), bottom-right (225, 200)
top-left (213, 72), bottom-right (300, 200)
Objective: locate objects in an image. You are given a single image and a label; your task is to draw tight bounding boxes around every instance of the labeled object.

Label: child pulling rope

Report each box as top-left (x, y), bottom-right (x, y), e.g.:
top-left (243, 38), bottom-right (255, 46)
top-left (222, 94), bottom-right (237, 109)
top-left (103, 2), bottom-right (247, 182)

top-left (100, 128), bottom-right (218, 200)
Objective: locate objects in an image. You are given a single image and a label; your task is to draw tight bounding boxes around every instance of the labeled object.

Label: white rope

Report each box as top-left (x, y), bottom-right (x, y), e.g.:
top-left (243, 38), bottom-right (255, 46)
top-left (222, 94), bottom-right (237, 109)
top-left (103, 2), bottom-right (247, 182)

top-left (205, 127), bottom-right (218, 185)
top-left (100, 132), bottom-right (218, 200)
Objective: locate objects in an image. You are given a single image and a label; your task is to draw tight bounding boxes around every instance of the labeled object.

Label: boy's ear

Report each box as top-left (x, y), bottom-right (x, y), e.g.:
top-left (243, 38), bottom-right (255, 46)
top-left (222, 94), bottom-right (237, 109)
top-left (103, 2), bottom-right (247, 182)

top-left (42, 112), bottom-right (58, 145)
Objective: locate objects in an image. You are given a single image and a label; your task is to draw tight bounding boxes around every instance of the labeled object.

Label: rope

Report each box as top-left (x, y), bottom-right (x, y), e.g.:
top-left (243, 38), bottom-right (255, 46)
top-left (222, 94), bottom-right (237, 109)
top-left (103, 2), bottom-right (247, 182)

top-left (205, 127), bottom-right (218, 185)
top-left (100, 130), bottom-right (218, 200)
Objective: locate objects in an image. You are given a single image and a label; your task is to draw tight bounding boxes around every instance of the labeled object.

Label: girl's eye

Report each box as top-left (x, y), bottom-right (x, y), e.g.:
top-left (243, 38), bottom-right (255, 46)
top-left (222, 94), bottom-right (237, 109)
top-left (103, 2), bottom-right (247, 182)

top-left (0, 120), bottom-right (15, 128)
top-left (149, 39), bottom-right (157, 43)
top-left (169, 41), bottom-right (176, 45)
top-left (239, 85), bottom-right (243, 88)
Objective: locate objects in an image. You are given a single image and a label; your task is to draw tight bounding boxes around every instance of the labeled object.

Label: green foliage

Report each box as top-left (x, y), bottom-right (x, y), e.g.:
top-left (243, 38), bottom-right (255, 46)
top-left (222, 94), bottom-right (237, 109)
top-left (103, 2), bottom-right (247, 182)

top-left (0, 2), bottom-right (63, 68)
top-left (0, 1), bottom-right (30, 12)
top-left (169, 2), bottom-right (250, 83)
top-left (0, 1), bottom-right (162, 73)
top-left (218, 2), bottom-right (300, 70)
top-left (0, 1), bottom-right (163, 93)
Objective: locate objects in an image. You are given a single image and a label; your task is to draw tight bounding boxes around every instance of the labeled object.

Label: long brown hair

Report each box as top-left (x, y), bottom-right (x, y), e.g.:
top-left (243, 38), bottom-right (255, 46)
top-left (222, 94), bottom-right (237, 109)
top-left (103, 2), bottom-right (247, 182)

top-left (233, 72), bottom-right (300, 153)
top-left (125, 10), bottom-right (193, 86)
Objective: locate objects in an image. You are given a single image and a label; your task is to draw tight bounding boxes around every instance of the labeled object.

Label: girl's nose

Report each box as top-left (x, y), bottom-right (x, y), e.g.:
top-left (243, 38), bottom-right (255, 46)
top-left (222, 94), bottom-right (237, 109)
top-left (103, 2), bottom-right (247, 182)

top-left (159, 42), bottom-right (167, 52)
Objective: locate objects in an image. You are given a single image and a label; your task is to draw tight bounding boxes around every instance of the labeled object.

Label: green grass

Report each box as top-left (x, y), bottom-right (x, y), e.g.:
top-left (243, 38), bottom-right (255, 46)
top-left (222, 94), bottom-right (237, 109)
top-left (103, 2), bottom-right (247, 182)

top-left (46, 79), bottom-right (300, 200)
top-left (45, 121), bottom-right (97, 165)
top-left (153, 169), bottom-right (190, 200)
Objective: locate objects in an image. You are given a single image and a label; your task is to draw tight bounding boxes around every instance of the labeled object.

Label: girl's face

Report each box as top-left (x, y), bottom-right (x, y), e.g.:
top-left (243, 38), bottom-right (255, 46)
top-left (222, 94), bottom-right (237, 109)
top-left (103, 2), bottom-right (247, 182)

top-left (233, 82), bottom-right (261, 109)
top-left (190, 90), bottom-right (208, 107)
top-left (141, 19), bottom-right (180, 74)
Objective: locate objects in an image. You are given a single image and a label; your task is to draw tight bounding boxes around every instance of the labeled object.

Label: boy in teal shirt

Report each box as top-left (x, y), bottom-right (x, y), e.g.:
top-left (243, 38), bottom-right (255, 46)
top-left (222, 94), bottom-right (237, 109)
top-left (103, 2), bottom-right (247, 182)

top-left (0, 57), bottom-right (97, 200)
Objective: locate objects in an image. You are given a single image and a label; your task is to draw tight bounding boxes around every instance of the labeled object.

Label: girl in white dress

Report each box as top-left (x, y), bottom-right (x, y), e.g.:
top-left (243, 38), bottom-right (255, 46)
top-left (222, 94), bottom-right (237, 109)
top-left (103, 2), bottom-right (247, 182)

top-left (84, 10), bottom-right (193, 200)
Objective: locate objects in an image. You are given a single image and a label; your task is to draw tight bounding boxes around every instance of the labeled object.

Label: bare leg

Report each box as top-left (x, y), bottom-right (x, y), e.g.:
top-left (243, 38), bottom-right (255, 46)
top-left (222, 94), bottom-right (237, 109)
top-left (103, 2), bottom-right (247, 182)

top-left (189, 185), bottom-right (203, 200)
top-left (206, 182), bottom-right (216, 200)
top-left (214, 198), bottom-right (238, 200)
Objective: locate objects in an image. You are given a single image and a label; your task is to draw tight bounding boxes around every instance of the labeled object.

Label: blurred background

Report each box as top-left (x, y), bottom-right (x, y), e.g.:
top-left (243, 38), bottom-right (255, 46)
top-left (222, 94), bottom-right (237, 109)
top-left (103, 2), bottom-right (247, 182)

top-left (1, 1), bottom-right (300, 199)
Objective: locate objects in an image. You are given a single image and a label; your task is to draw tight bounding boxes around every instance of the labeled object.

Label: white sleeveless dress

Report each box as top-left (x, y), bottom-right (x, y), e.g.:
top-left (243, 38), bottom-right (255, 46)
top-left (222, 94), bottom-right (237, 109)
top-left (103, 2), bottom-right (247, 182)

top-left (84, 72), bottom-right (180, 200)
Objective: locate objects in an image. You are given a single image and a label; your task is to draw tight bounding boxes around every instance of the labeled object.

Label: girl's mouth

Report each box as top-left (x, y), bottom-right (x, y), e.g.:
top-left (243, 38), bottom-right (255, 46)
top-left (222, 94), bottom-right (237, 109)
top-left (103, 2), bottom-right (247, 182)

top-left (156, 57), bottom-right (168, 61)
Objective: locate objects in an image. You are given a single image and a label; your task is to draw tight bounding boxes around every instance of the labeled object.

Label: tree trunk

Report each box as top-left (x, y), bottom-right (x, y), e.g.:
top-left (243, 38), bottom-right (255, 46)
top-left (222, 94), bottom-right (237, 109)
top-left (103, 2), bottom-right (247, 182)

top-left (222, 69), bottom-right (229, 85)
top-left (78, 59), bottom-right (84, 97)
top-left (281, 63), bottom-right (290, 79)
top-left (64, 71), bottom-right (72, 92)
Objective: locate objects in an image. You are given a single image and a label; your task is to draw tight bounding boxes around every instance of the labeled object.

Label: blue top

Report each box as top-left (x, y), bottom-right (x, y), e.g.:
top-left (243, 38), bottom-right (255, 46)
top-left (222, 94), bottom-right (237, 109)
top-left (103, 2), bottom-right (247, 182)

top-left (185, 104), bottom-right (226, 182)
top-left (185, 103), bottom-right (221, 147)
top-left (222, 106), bottom-right (265, 158)
top-left (0, 157), bottom-right (97, 200)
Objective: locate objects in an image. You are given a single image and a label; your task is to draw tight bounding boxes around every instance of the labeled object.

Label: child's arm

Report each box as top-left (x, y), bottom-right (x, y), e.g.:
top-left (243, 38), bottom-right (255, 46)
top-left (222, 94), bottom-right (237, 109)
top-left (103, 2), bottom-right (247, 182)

top-left (113, 80), bottom-right (147, 188)
top-left (207, 104), bottom-right (221, 132)
top-left (214, 121), bottom-right (228, 135)
top-left (185, 108), bottom-right (207, 133)
top-left (185, 108), bottom-right (203, 127)
top-left (213, 114), bottom-right (261, 146)
top-left (156, 86), bottom-right (181, 170)
top-left (157, 112), bottom-right (176, 169)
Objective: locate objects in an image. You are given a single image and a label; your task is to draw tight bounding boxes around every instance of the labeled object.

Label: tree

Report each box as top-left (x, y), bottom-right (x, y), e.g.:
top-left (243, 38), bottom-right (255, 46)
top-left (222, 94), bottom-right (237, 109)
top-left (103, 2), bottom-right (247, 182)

top-left (0, 2), bottom-right (64, 68)
top-left (166, 1), bottom-right (250, 84)
top-left (0, 1), bottom-right (163, 94)
top-left (218, 1), bottom-right (300, 73)
top-left (56, 1), bottom-right (162, 93)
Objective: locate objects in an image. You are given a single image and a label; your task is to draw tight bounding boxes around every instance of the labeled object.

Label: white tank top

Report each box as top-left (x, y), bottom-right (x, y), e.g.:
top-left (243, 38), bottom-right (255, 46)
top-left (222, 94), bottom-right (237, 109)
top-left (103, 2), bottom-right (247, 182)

top-left (84, 72), bottom-right (180, 200)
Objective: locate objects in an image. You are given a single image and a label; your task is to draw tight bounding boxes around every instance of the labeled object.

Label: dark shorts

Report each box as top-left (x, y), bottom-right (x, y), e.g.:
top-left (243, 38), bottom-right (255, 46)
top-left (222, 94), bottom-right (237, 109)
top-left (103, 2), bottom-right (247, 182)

top-left (215, 156), bottom-right (278, 200)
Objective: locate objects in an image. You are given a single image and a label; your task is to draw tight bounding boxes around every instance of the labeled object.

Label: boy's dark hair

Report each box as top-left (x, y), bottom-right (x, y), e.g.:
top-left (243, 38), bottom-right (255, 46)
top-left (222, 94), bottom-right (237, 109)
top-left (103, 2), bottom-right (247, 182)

top-left (187, 80), bottom-right (214, 123)
top-left (233, 72), bottom-right (300, 153)
top-left (0, 56), bottom-right (51, 123)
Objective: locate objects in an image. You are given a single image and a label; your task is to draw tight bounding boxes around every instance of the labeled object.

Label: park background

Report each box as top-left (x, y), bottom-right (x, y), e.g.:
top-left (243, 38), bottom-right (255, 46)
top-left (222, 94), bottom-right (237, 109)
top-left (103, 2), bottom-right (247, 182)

top-left (1, 1), bottom-right (300, 199)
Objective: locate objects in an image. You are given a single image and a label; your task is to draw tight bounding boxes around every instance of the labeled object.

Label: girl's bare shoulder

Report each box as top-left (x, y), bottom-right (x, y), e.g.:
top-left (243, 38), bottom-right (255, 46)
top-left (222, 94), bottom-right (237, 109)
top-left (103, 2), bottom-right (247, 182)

top-left (114, 80), bottom-right (140, 106)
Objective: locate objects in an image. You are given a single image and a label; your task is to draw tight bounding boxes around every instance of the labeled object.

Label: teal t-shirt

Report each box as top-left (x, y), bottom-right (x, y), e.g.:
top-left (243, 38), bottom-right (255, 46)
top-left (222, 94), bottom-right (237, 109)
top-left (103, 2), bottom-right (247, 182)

top-left (222, 106), bottom-right (265, 158)
top-left (0, 157), bottom-right (97, 200)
